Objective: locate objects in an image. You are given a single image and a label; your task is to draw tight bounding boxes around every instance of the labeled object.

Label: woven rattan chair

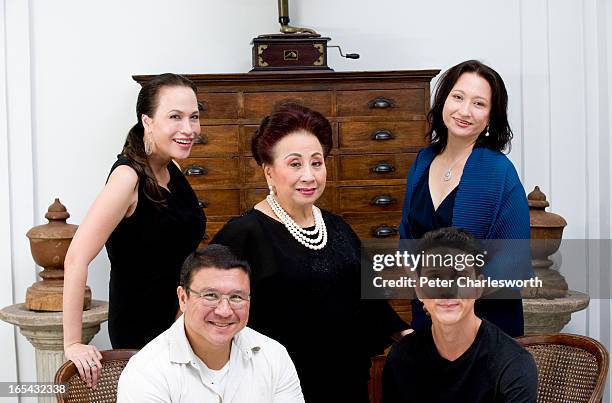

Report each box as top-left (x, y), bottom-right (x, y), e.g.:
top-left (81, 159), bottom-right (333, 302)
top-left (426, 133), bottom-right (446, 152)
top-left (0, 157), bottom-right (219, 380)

top-left (516, 333), bottom-right (609, 403)
top-left (54, 349), bottom-right (138, 403)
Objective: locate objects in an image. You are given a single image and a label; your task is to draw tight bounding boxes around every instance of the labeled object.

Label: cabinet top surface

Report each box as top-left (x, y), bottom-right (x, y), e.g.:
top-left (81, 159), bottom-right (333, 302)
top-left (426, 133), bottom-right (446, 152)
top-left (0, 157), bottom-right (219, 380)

top-left (133, 69), bottom-right (440, 84)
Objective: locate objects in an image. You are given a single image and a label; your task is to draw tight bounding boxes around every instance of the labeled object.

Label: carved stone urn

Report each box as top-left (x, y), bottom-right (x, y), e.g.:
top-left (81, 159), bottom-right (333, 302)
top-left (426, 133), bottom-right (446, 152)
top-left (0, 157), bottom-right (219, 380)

top-left (25, 198), bottom-right (91, 311)
top-left (522, 187), bottom-right (589, 333)
top-left (524, 186), bottom-right (568, 298)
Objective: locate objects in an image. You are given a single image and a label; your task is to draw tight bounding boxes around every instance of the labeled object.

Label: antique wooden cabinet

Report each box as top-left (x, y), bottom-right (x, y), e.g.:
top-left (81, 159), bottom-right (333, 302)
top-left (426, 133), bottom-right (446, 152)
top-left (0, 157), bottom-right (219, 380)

top-left (134, 70), bottom-right (439, 402)
top-left (134, 70), bottom-right (438, 246)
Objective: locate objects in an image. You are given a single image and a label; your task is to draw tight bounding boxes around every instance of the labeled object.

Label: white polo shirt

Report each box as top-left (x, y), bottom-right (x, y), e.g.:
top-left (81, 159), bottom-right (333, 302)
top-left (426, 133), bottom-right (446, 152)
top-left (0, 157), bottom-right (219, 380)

top-left (117, 315), bottom-right (304, 403)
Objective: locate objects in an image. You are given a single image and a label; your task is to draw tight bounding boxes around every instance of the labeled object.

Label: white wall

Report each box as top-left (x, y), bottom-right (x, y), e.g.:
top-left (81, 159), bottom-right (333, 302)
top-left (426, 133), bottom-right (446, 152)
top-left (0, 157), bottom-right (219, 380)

top-left (1, 0), bottom-right (610, 401)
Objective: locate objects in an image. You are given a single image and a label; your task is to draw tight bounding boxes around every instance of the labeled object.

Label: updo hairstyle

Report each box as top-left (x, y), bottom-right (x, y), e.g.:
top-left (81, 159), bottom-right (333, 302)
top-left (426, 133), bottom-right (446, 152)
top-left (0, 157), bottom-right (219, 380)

top-left (251, 102), bottom-right (333, 166)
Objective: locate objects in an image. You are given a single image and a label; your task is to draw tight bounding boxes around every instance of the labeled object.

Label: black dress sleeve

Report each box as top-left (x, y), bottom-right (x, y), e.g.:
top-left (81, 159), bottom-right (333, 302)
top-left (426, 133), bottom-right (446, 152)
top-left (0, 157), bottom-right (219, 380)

top-left (210, 212), bottom-right (277, 283)
top-left (335, 215), bottom-right (409, 355)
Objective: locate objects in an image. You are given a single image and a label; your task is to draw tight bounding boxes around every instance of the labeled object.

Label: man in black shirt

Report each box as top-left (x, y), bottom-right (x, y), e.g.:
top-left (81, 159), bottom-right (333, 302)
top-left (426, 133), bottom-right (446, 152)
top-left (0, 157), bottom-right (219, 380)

top-left (382, 228), bottom-right (537, 403)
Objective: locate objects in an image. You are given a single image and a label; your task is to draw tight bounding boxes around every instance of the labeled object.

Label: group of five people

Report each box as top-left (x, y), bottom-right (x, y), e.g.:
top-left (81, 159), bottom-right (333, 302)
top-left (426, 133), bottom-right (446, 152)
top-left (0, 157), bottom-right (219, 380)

top-left (62, 60), bottom-right (538, 402)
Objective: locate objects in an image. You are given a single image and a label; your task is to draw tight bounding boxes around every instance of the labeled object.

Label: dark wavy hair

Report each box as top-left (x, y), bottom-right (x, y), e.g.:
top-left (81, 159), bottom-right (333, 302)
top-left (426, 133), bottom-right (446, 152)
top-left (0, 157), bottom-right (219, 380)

top-left (122, 73), bottom-right (198, 206)
top-left (251, 102), bottom-right (333, 166)
top-left (427, 60), bottom-right (513, 154)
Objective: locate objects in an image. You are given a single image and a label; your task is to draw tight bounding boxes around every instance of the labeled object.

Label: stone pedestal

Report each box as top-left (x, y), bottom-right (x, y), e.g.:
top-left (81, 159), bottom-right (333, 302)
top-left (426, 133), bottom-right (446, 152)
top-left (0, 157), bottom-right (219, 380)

top-left (523, 187), bottom-right (590, 334)
top-left (0, 300), bottom-right (108, 403)
top-left (523, 291), bottom-right (590, 334)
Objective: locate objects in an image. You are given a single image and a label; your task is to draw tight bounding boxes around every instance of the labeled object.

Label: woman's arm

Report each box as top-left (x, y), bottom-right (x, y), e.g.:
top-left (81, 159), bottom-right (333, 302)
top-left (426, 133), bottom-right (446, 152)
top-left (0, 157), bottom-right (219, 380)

top-left (62, 165), bottom-right (138, 389)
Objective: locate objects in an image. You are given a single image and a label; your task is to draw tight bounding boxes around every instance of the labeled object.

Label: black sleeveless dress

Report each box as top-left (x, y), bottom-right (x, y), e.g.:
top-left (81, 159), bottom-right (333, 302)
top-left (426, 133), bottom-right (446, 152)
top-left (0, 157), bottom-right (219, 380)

top-left (105, 156), bottom-right (205, 348)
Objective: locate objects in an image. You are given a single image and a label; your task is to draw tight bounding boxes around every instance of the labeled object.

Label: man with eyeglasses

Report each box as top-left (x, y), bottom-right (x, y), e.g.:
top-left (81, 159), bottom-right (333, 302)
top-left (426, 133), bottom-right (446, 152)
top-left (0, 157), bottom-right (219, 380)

top-left (118, 244), bottom-right (304, 402)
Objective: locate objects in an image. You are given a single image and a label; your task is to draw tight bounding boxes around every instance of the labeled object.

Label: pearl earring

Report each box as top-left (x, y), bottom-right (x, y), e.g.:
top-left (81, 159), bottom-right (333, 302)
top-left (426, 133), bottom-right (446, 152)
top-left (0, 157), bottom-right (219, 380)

top-left (268, 185), bottom-right (276, 196)
top-left (484, 125), bottom-right (490, 137)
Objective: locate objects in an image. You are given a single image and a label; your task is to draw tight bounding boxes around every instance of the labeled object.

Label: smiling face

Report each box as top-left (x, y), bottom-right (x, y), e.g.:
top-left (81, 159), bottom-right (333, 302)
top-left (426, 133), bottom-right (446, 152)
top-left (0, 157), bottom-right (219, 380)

top-left (142, 85), bottom-right (200, 160)
top-left (264, 130), bottom-right (326, 212)
top-left (442, 72), bottom-right (492, 142)
top-left (178, 267), bottom-right (250, 352)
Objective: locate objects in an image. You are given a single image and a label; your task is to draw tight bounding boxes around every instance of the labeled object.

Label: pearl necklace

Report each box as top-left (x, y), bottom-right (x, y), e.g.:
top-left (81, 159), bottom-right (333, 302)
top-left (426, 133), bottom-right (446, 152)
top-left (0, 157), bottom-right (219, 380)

top-left (266, 194), bottom-right (328, 250)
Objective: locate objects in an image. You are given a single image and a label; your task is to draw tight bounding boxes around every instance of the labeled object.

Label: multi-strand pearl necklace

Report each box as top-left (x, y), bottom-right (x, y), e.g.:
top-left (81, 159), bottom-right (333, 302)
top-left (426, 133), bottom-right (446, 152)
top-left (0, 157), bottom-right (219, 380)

top-left (266, 194), bottom-right (328, 250)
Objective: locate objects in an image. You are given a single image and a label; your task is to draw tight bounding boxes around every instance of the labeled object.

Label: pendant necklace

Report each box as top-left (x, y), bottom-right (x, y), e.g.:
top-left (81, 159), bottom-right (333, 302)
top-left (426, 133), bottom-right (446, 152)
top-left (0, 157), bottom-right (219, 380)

top-left (442, 153), bottom-right (470, 182)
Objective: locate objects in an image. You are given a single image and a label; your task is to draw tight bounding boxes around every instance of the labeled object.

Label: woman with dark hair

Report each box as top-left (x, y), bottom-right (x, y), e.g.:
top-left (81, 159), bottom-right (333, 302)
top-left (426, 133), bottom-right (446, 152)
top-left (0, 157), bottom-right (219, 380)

top-left (212, 102), bottom-right (410, 402)
top-left (63, 73), bottom-right (205, 387)
top-left (399, 60), bottom-right (531, 337)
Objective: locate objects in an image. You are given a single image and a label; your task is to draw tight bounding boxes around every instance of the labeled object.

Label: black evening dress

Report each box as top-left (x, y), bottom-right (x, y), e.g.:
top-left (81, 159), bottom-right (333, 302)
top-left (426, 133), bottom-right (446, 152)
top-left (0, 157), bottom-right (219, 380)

top-left (105, 156), bottom-right (205, 348)
top-left (212, 208), bottom-right (407, 403)
top-left (407, 166), bottom-right (524, 337)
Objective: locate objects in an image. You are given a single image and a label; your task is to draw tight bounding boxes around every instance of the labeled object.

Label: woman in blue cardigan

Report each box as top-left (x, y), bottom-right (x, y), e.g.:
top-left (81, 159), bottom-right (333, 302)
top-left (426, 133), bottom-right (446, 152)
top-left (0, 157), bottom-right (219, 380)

top-left (399, 60), bottom-right (532, 337)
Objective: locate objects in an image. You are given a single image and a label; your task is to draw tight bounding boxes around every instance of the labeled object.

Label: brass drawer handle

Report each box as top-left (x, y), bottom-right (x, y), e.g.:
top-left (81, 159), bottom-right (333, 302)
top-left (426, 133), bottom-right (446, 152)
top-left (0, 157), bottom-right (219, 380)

top-left (368, 96), bottom-right (395, 109)
top-left (372, 225), bottom-right (398, 238)
top-left (370, 195), bottom-right (397, 206)
top-left (202, 233), bottom-right (210, 241)
top-left (371, 162), bottom-right (395, 174)
top-left (193, 135), bottom-right (208, 145)
top-left (198, 199), bottom-right (209, 209)
top-left (198, 101), bottom-right (207, 112)
top-left (371, 130), bottom-right (394, 141)
top-left (184, 166), bottom-right (208, 176)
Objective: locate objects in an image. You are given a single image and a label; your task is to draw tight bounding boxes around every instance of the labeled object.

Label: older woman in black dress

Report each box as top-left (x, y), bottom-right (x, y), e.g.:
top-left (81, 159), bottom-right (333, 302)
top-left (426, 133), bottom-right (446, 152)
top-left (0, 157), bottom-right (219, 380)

top-left (212, 102), bottom-right (409, 402)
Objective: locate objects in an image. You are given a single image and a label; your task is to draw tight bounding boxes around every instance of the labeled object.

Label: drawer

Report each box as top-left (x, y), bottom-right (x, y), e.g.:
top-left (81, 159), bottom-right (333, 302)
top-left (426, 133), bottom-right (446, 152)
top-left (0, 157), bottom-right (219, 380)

top-left (244, 156), bottom-right (335, 184)
top-left (343, 212), bottom-right (402, 240)
top-left (200, 221), bottom-right (228, 246)
top-left (336, 89), bottom-right (425, 117)
top-left (190, 126), bottom-right (239, 156)
top-left (244, 91), bottom-right (332, 118)
top-left (337, 153), bottom-right (415, 181)
top-left (244, 186), bottom-right (335, 211)
top-left (240, 125), bottom-right (259, 154)
top-left (389, 299), bottom-right (412, 324)
top-left (194, 189), bottom-right (240, 217)
top-left (181, 157), bottom-right (240, 185)
top-left (197, 92), bottom-right (239, 119)
top-left (338, 121), bottom-right (425, 151)
top-left (339, 185), bottom-right (405, 213)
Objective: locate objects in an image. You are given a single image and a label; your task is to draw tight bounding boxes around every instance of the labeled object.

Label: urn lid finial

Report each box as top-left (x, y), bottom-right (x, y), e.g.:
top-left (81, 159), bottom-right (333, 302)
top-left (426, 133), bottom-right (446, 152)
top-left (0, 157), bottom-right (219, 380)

top-left (528, 186), bottom-right (550, 209)
top-left (45, 198), bottom-right (70, 221)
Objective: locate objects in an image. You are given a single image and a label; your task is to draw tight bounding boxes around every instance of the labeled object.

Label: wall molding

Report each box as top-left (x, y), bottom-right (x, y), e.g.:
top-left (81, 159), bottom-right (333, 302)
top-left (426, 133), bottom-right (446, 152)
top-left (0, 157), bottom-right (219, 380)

top-left (0, 0), bottom-right (18, 386)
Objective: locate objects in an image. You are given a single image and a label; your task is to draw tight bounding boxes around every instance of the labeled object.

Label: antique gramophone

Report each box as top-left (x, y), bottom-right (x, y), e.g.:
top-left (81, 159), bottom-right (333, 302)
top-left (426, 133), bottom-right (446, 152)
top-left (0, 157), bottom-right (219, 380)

top-left (251, 0), bottom-right (359, 72)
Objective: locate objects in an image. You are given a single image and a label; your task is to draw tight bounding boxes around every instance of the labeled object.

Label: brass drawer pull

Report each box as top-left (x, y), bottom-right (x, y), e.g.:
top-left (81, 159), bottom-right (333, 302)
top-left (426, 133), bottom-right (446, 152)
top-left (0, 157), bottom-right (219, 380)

top-left (372, 225), bottom-right (398, 238)
top-left (368, 96), bottom-right (395, 109)
top-left (193, 135), bottom-right (208, 145)
top-left (371, 162), bottom-right (395, 174)
top-left (371, 130), bottom-right (394, 141)
top-left (370, 195), bottom-right (397, 206)
top-left (184, 166), bottom-right (208, 176)
top-left (198, 101), bottom-right (207, 112)
top-left (198, 199), bottom-right (209, 209)
top-left (202, 233), bottom-right (210, 241)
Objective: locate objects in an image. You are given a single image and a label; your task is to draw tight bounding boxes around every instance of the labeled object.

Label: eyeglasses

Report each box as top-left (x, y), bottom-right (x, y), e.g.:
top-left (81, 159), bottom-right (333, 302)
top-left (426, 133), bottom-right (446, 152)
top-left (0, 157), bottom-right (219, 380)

top-left (186, 287), bottom-right (250, 309)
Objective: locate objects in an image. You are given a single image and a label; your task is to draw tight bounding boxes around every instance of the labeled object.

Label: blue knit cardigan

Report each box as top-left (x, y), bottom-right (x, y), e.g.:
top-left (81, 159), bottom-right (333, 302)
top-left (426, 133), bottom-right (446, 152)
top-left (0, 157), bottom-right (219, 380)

top-left (400, 145), bottom-right (531, 241)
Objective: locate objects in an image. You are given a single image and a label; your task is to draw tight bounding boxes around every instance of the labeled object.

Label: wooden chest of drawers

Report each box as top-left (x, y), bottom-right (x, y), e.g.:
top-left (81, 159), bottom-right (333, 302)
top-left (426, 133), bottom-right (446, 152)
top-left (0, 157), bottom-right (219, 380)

top-left (135, 70), bottom-right (438, 247)
top-left (134, 70), bottom-right (439, 402)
